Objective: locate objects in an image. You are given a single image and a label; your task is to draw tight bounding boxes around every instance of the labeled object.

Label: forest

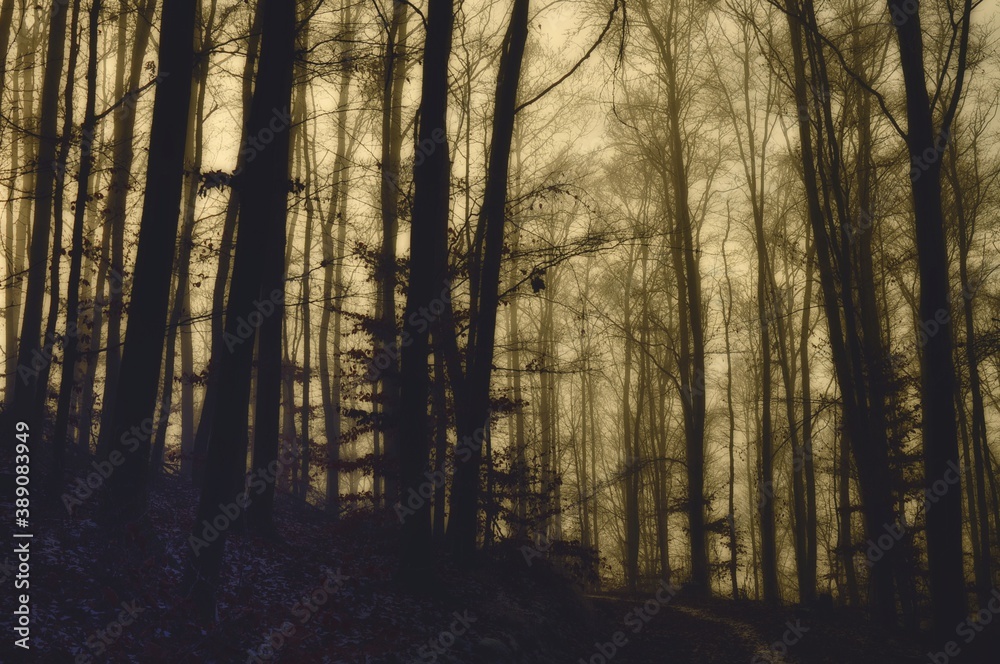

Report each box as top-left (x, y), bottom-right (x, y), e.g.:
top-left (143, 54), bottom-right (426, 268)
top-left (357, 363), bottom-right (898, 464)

top-left (1, 0), bottom-right (1000, 661)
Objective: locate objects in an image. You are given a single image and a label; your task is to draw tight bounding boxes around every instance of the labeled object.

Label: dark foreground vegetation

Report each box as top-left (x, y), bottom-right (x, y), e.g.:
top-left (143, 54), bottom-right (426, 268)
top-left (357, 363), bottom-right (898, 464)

top-left (2, 0), bottom-right (1000, 661)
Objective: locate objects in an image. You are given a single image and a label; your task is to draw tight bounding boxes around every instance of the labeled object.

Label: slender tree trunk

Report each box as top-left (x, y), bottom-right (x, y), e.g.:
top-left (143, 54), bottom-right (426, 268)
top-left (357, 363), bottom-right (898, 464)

top-left (35, 1), bottom-right (83, 433)
top-left (752, 185), bottom-right (779, 604)
top-left (0, 0), bottom-right (16, 144)
top-left (622, 246), bottom-right (639, 592)
top-left (432, 338), bottom-right (449, 541)
top-left (444, 0), bottom-right (530, 562)
top-left (6, 20), bottom-right (38, 407)
top-left (54, 0), bottom-right (101, 489)
top-left (96, 0), bottom-right (158, 457)
top-left (187, 0), bottom-right (294, 614)
top-left (799, 235), bottom-right (818, 602)
top-left (192, 0), bottom-right (263, 485)
top-left (837, 412), bottom-right (860, 606)
top-left (947, 146), bottom-right (992, 607)
top-left (151, 0), bottom-right (212, 479)
top-left (722, 213), bottom-right (739, 599)
top-left (397, 0), bottom-right (455, 583)
top-left (8, 0), bottom-right (70, 433)
top-left (98, 0), bottom-right (197, 532)
top-left (320, 0), bottom-right (356, 516)
top-left (888, 0), bottom-right (968, 634)
top-left (375, 0), bottom-right (409, 510)
top-left (507, 229), bottom-right (527, 537)
top-left (299, 115), bottom-right (315, 503)
top-left (79, 157), bottom-right (112, 452)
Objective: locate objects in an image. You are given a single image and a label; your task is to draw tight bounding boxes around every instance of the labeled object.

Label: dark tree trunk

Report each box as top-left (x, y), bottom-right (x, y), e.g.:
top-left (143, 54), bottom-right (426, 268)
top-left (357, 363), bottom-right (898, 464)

top-left (785, 0), bottom-right (898, 624)
top-left (7, 0), bottom-right (70, 435)
top-left (0, 0), bottom-right (16, 141)
top-left (151, 0), bottom-right (213, 480)
top-left (320, 0), bottom-right (356, 516)
top-left (95, 0), bottom-right (158, 458)
top-left (446, 0), bottom-right (530, 562)
top-left (186, 0), bottom-right (294, 616)
top-left (888, 0), bottom-right (969, 635)
top-left (398, 0), bottom-right (456, 584)
top-left (53, 0), bottom-right (103, 488)
top-left (98, 0), bottom-right (197, 529)
top-left (375, 0), bottom-right (409, 510)
top-left (191, 0), bottom-right (263, 485)
top-left (946, 141), bottom-right (992, 608)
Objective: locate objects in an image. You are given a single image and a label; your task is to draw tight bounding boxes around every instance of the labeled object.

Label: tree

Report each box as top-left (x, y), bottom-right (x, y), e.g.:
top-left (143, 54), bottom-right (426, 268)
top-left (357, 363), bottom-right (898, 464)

top-left (186, 0), bottom-right (295, 614)
top-left (7, 0), bottom-right (70, 433)
top-left (444, 0), bottom-right (531, 562)
top-left (53, 0), bottom-right (104, 486)
top-left (98, 0), bottom-right (197, 532)
top-left (887, 0), bottom-right (971, 635)
top-left (397, 0), bottom-right (456, 582)
top-left (95, 0), bottom-right (159, 457)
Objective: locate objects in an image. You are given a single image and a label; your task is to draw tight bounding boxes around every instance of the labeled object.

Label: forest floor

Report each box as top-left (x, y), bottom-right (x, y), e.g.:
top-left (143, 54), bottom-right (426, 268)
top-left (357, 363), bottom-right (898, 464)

top-left (7, 458), bottom-right (997, 663)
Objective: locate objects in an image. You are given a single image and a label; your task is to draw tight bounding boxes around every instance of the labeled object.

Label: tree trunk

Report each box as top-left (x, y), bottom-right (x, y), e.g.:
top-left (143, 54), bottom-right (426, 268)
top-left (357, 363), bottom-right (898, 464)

top-left (320, 0), bottom-right (356, 516)
top-left (8, 0), bottom-right (70, 432)
top-left (36, 2), bottom-right (84, 435)
top-left (53, 0), bottom-right (99, 489)
top-left (151, 0), bottom-right (213, 479)
top-left (375, 0), bottom-right (409, 510)
top-left (785, 0), bottom-right (897, 624)
top-left (397, 0), bottom-right (456, 584)
top-left (444, 0), bottom-right (530, 563)
top-left (947, 143), bottom-right (992, 608)
top-left (5, 19), bottom-right (38, 407)
top-left (96, 0), bottom-right (158, 457)
top-left (187, 0), bottom-right (294, 615)
top-left (98, 0), bottom-right (196, 531)
top-left (191, 0), bottom-right (262, 484)
top-left (722, 213), bottom-right (739, 599)
top-left (887, 0), bottom-right (968, 635)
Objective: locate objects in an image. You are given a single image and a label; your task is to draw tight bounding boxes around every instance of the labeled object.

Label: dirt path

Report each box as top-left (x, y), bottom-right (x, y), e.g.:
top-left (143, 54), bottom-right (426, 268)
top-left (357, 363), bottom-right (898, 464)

top-left (575, 594), bottom-right (928, 664)
top-left (579, 594), bottom-right (779, 663)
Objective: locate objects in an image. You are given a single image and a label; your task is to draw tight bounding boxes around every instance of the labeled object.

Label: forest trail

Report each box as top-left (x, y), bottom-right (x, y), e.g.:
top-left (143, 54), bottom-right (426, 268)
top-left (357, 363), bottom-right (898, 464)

top-left (583, 594), bottom-right (786, 663)
top-left (578, 593), bottom-right (928, 664)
